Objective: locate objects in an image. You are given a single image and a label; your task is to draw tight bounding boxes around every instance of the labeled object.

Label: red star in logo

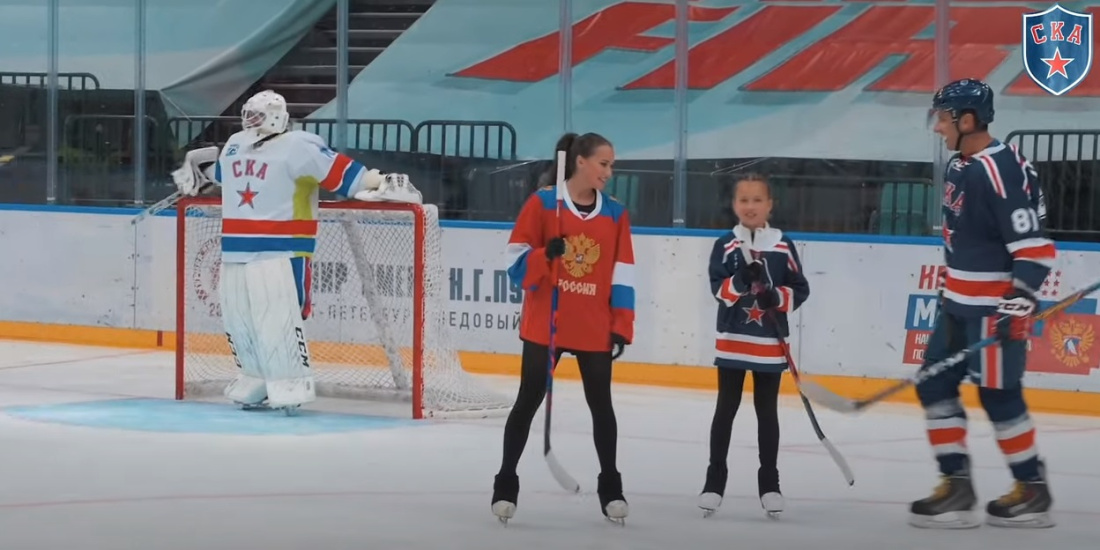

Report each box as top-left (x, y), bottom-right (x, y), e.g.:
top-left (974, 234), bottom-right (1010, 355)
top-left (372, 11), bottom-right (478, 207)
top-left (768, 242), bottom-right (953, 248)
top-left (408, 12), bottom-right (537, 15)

top-left (237, 182), bottom-right (258, 208)
top-left (1042, 48), bottom-right (1073, 79)
top-left (743, 302), bottom-right (766, 327)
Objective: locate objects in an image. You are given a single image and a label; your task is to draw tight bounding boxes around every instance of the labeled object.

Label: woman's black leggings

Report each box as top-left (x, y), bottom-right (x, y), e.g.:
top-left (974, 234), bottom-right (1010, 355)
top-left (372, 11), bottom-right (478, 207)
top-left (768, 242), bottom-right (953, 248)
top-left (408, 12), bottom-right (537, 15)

top-left (497, 340), bottom-right (618, 476)
top-left (708, 368), bottom-right (782, 471)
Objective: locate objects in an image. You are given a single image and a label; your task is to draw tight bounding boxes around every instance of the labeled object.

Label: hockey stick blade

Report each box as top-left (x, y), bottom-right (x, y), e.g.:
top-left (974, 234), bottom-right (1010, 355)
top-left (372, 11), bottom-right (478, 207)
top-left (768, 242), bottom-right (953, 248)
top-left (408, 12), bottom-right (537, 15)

top-left (800, 278), bottom-right (1100, 414)
top-left (795, 389), bottom-right (855, 486)
top-left (545, 448), bottom-right (581, 493)
top-left (797, 379), bottom-right (862, 413)
top-left (818, 431), bottom-right (856, 486)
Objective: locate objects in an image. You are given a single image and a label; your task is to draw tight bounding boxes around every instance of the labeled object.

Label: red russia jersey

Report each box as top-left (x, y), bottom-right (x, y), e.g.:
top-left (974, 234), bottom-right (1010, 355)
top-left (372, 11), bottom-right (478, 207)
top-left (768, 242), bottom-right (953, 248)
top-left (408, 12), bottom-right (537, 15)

top-left (504, 187), bottom-right (636, 352)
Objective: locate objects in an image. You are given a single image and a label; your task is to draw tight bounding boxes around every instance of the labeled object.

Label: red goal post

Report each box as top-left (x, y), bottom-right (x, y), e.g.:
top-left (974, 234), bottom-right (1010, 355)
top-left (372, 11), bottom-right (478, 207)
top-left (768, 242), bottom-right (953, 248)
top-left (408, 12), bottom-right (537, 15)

top-left (174, 196), bottom-right (514, 419)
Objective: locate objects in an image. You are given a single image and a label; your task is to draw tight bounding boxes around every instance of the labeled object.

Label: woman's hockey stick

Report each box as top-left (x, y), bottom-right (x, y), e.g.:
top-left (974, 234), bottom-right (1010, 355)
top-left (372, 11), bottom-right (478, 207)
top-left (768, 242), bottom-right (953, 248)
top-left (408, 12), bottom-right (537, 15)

top-left (544, 150), bottom-right (580, 493)
top-left (799, 277), bottom-right (1100, 414)
top-left (767, 310), bottom-right (855, 486)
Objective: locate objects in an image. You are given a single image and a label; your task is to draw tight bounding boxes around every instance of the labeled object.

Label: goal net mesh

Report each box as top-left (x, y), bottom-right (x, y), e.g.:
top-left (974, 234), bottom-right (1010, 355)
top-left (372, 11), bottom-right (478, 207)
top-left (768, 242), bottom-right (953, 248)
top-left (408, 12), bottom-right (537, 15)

top-left (177, 200), bottom-right (514, 417)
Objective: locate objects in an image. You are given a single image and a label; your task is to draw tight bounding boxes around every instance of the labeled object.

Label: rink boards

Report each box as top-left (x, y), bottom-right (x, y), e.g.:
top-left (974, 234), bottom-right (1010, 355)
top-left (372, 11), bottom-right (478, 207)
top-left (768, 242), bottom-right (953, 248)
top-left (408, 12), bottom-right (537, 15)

top-left (2, 204), bottom-right (1100, 415)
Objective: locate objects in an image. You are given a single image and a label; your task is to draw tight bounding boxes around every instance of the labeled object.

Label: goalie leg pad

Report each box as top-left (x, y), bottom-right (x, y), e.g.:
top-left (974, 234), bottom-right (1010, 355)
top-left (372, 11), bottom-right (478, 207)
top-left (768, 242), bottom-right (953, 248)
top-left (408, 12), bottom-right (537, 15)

top-left (221, 263), bottom-right (268, 405)
top-left (224, 258), bottom-right (316, 408)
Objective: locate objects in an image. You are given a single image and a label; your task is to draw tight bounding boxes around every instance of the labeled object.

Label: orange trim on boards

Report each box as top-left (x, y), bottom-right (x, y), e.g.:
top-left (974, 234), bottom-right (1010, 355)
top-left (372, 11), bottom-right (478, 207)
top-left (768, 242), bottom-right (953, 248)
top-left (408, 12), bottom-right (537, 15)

top-left (0, 321), bottom-right (1098, 417)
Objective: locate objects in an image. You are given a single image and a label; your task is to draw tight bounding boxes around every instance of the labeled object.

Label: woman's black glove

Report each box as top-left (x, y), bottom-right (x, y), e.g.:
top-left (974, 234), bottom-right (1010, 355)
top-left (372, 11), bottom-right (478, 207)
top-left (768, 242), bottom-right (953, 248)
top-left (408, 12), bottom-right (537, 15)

top-left (546, 237), bottom-right (566, 260)
top-left (611, 333), bottom-right (628, 360)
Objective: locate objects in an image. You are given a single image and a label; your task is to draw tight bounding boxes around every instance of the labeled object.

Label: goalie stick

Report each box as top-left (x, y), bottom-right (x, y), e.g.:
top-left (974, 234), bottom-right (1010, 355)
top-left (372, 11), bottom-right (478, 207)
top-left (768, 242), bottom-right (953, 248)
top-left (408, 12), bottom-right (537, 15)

top-left (543, 149), bottom-right (580, 493)
top-left (799, 277), bottom-right (1100, 414)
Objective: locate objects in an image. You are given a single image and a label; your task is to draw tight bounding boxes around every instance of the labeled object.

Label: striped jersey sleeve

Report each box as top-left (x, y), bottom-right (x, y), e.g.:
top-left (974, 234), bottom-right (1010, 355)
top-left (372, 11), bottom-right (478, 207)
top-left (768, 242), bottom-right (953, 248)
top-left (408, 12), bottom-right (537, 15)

top-left (609, 207), bottom-right (635, 343)
top-left (292, 132), bottom-right (372, 198)
top-left (772, 236), bottom-right (809, 314)
top-left (977, 147), bottom-right (1056, 294)
top-left (504, 193), bottom-right (551, 292)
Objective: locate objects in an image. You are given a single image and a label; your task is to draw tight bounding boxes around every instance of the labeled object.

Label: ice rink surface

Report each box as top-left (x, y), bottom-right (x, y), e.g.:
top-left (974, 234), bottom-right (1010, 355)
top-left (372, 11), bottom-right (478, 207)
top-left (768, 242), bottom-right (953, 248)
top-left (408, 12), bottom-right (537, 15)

top-left (0, 341), bottom-right (1096, 550)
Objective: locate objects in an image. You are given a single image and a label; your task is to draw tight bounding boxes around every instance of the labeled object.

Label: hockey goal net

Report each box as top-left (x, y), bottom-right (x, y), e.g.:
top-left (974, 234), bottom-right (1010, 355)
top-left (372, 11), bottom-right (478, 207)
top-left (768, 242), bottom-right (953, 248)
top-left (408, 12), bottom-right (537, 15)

top-left (175, 197), bottom-right (514, 418)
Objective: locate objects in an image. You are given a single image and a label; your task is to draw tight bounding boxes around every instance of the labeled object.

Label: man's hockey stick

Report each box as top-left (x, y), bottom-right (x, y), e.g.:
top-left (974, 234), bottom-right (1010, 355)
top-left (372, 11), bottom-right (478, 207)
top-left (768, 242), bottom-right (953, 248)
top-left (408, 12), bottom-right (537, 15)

top-left (799, 277), bottom-right (1100, 414)
top-left (766, 310), bottom-right (855, 486)
top-left (543, 149), bottom-right (580, 493)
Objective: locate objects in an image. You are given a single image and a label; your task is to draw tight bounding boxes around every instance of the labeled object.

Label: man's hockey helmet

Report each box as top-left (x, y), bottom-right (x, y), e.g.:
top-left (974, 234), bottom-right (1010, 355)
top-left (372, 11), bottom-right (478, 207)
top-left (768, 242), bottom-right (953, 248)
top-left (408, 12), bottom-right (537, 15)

top-left (241, 90), bottom-right (290, 135)
top-left (932, 78), bottom-right (994, 126)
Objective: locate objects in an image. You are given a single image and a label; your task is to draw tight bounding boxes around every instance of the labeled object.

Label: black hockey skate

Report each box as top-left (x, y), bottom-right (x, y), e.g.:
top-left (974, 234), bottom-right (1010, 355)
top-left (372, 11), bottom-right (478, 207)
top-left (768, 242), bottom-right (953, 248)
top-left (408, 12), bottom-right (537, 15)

top-left (986, 479), bottom-right (1055, 528)
top-left (698, 464), bottom-right (728, 518)
top-left (491, 473), bottom-right (519, 525)
top-left (759, 466), bottom-right (784, 518)
top-left (908, 474), bottom-right (980, 529)
top-left (598, 471), bottom-right (629, 525)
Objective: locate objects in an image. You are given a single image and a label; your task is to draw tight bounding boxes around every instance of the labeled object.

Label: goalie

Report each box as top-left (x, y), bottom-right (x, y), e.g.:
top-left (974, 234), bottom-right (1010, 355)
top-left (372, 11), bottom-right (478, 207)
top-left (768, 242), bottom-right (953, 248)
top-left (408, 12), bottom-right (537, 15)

top-left (171, 90), bottom-right (421, 412)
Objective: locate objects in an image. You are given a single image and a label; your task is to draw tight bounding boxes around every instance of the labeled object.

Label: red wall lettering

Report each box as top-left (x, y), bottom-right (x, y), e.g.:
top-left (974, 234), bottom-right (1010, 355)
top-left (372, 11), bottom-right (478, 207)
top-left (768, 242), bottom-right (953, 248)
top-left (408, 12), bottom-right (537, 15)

top-left (1006, 6), bottom-right (1100, 96)
top-left (451, 3), bottom-right (1100, 96)
top-left (452, 2), bottom-right (735, 83)
top-left (870, 7), bottom-right (1027, 92)
top-left (745, 6), bottom-right (1026, 92)
top-left (623, 6), bottom-right (840, 90)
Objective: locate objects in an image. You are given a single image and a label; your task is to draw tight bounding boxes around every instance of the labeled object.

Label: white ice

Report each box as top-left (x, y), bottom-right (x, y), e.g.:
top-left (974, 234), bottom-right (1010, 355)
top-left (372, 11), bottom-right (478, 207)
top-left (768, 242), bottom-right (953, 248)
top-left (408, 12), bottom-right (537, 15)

top-left (0, 340), bottom-right (1096, 549)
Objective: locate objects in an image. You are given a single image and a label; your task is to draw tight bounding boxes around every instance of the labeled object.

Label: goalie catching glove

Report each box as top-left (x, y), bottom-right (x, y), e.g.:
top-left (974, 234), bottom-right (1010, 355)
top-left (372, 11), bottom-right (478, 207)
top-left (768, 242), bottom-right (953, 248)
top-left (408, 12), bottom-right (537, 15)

top-left (171, 146), bottom-right (220, 196)
top-left (355, 172), bottom-right (422, 204)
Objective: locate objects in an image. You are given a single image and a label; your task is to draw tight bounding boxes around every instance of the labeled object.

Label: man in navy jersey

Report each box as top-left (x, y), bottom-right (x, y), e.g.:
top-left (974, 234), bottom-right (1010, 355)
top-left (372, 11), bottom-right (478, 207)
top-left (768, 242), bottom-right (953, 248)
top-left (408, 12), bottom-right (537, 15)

top-left (908, 79), bottom-right (1057, 530)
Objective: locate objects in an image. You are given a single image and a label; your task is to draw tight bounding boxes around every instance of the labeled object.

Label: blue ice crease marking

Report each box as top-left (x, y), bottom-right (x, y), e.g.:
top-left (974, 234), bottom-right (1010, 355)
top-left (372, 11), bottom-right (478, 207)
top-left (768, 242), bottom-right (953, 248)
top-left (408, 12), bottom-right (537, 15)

top-left (3, 398), bottom-right (420, 435)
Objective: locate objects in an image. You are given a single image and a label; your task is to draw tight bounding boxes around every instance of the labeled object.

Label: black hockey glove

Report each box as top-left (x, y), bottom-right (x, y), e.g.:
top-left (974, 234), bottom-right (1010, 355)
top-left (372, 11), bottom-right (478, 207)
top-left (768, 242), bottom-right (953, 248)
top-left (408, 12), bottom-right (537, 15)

top-left (546, 237), bottom-right (566, 260)
top-left (756, 287), bottom-right (780, 310)
top-left (731, 259), bottom-right (764, 295)
top-left (995, 288), bottom-right (1038, 343)
top-left (610, 333), bottom-right (628, 360)
top-left (743, 259), bottom-right (764, 286)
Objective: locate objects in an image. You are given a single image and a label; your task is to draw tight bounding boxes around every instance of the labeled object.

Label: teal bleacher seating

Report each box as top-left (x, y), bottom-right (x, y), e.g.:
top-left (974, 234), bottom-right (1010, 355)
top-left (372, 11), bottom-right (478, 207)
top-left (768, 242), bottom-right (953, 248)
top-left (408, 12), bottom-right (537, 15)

top-left (877, 182), bottom-right (930, 236)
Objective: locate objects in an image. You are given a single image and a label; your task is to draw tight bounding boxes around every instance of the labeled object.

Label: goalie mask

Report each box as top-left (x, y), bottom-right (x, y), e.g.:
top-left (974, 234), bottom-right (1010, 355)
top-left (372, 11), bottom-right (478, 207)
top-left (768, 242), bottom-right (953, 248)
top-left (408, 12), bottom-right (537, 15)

top-left (241, 90), bottom-right (289, 136)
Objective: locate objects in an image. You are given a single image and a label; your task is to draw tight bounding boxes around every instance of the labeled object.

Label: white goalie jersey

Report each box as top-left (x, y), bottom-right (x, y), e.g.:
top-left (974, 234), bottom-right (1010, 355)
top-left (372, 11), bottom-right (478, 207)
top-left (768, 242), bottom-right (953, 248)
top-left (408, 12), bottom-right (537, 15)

top-left (214, 129), bottom-right (374, 264)
top-left (174, 128), bottom-right (421, 264)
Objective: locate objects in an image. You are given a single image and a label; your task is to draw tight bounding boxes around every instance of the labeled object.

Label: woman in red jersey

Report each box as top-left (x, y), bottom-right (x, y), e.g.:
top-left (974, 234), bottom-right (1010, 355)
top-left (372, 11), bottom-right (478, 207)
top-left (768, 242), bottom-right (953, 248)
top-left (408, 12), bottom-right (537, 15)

top-left (491, 132), bottom-right (636, 523)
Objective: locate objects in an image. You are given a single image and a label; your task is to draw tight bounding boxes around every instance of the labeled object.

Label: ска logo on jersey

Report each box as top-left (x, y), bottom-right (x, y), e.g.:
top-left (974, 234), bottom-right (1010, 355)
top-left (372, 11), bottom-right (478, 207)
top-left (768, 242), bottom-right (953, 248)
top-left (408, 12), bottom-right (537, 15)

top-left (942, 182), bottom-right (964, 215)
top-left (1022, 4), bottom-right (1094, 96)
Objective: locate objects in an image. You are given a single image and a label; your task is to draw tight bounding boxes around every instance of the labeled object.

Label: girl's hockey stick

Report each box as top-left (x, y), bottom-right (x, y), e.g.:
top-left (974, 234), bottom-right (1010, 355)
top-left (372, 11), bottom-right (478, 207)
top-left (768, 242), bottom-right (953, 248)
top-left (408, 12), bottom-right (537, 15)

top-left (767, 310), bottom-right (855, 486)
top-left (544, 149), bottom-right (580, 493)
top-left (799, 277), bottom-right (1100, 414)
top-left (737, 244), bottom-right (854, 486)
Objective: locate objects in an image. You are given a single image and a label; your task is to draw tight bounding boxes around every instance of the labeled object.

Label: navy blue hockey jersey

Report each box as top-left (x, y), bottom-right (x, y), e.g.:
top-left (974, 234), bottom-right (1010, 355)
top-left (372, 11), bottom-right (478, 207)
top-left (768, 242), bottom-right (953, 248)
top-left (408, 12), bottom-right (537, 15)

top-left (708, 225), bottom-right (810, 373)
top-left (941, 140), bottom-right (1055, 317)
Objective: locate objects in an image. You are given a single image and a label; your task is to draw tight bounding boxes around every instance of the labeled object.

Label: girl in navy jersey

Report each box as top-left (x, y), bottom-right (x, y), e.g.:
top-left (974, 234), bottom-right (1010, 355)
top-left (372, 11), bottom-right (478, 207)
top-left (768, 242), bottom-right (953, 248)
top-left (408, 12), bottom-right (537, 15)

top-left (699, 174), bottom-right (809, 518)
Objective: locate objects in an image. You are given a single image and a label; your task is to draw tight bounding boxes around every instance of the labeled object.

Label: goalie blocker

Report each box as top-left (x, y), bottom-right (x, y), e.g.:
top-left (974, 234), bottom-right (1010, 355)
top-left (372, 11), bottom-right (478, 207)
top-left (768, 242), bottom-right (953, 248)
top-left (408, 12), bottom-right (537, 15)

top-left (171, 90), bottom-right (421, 411)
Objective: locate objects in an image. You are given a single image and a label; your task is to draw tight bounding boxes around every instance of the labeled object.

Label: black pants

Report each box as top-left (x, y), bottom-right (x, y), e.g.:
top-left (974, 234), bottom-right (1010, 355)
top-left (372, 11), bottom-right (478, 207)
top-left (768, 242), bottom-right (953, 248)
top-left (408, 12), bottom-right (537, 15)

top-left (497, 340), bottom-right (618, 477)
top-left (708, 368), bottom-right (782, 479)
